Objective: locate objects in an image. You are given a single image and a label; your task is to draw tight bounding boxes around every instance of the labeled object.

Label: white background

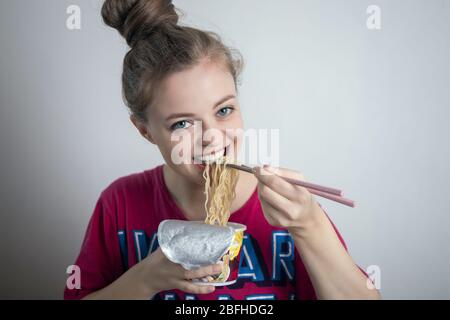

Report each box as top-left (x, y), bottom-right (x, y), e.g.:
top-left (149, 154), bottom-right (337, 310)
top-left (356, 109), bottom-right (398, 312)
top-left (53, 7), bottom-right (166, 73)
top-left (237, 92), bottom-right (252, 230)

top-left (0, 0), bottom-right (449, 299)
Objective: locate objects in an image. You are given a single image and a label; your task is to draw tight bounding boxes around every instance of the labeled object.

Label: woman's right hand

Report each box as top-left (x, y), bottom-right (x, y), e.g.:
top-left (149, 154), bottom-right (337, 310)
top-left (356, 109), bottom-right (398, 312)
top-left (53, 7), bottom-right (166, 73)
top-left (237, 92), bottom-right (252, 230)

top-left (136, 247), bottom-right (223, 298)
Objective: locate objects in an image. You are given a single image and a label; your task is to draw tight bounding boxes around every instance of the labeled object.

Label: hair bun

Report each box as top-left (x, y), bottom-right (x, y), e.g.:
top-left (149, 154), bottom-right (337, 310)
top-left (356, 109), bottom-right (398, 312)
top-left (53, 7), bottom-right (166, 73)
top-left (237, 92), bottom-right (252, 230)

top-left (102, 0), bottom-right (179, 47)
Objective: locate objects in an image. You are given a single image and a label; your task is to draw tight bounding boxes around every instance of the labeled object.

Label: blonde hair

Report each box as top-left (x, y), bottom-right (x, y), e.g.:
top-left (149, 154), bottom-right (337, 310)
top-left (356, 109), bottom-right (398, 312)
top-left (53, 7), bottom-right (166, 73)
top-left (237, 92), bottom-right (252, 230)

top-left (101, 0), bottom-right (244, 123)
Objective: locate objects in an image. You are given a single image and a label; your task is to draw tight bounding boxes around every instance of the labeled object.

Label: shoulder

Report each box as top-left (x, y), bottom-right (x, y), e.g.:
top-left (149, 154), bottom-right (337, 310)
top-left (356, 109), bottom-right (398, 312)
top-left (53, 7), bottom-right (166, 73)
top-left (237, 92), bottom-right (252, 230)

top-left (98, 165), bottom-right (162, 207)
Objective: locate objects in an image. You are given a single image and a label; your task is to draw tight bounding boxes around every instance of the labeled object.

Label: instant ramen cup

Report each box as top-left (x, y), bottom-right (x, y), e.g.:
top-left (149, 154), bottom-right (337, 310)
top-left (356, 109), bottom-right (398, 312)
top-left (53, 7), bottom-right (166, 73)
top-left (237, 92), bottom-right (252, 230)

top-left (157, 219), bottom-right (246, 286)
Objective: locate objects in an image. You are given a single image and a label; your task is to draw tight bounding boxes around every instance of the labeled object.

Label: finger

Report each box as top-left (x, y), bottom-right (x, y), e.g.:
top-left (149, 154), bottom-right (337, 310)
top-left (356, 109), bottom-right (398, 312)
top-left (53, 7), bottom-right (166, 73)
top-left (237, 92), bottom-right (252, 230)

top-left (257, 182), bottom-right (292, 215)
top-left (267, 166), bottom-right (305, 181)
top-left (254, 166), bottom-right (300, 201)
top-left (261, 165), bottom-right (311, 200)
top-left (182, 263), bottom-right (223, 280)
top-left (176, 280), bottom-right (216, 295)
top-left (259, 197), bottom-right (290, 227)
top-left (269, 166), bottom-right (314, 198)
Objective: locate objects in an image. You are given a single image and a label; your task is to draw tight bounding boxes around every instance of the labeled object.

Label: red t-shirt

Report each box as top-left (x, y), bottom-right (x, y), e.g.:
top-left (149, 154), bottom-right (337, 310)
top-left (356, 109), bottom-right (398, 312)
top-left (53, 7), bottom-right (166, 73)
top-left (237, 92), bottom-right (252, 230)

top-left (64, 165), bottom-right (350, 300)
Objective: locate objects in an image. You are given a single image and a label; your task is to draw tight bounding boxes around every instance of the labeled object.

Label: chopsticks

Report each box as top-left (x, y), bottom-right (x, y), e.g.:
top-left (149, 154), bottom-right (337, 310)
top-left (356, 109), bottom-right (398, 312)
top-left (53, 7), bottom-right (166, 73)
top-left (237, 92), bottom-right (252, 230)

top-left (226, 163), bottom-right (355, 208)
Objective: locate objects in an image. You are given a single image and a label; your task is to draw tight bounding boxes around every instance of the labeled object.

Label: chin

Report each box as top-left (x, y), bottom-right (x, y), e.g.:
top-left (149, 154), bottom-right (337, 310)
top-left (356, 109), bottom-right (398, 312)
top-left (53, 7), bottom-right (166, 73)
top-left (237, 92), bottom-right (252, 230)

top-left (173, 163), bottom-right (206, 186)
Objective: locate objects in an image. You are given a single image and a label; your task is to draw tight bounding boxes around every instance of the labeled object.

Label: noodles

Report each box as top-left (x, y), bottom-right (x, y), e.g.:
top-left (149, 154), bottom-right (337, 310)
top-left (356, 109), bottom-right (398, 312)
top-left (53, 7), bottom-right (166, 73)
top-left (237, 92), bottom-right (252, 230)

top-left (203, 156), bottom-right (239, 226)
top-left (203, 157), bottom-right (239, 226)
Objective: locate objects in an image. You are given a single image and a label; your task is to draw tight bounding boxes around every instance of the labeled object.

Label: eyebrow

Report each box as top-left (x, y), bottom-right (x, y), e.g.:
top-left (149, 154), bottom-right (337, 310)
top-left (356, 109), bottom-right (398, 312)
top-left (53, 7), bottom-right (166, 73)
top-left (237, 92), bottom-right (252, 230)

top-left (165, 94), bottom-right (236, 122)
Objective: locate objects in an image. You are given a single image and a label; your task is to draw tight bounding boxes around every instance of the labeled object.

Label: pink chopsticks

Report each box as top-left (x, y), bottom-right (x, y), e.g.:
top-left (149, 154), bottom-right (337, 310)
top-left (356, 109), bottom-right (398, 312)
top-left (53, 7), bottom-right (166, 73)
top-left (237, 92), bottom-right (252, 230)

top-left (280, 176), bottom-right (355, 207)
top-left (226, 163), bottom-right (356, 208)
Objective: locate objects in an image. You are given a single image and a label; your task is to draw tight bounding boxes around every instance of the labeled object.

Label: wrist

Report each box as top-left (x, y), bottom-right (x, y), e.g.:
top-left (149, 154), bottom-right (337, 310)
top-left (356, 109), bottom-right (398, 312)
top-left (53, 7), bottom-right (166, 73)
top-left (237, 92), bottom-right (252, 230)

top-left (127, 260), bottom-right (158, 299)
top-left (288, 200), bottom-right (327, 239)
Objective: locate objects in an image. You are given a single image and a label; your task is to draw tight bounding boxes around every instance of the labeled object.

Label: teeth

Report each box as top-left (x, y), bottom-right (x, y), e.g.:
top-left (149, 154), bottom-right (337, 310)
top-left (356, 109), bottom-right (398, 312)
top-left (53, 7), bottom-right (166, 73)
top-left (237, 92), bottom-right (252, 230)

top-left (194, 148), bottom-right (226, 163)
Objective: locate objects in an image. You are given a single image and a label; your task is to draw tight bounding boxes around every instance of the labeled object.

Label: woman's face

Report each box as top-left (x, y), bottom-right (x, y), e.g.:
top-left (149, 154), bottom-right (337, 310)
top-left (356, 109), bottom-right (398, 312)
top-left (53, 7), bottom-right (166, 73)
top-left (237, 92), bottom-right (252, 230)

top-left (140, 58), bottom-right (244, 185)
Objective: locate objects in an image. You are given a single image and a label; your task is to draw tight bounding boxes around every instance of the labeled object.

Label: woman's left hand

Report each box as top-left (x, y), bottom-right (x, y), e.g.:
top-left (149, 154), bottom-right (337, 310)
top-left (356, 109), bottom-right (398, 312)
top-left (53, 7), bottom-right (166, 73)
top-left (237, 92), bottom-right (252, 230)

top-left (253, 165), bottom-right (323, 232)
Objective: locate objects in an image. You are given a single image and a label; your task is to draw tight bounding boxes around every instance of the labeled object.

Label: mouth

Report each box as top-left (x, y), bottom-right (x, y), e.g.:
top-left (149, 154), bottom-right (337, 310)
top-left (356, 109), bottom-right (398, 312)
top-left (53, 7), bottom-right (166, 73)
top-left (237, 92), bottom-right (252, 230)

top-left (193, 145), bottom-right (229, 166)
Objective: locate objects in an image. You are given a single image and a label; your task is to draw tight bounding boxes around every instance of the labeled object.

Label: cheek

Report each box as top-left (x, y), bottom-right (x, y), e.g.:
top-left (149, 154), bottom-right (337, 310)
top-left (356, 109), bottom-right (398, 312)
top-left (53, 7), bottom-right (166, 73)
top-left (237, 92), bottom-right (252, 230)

top-left (230, 112), bottom-right (244, 128)
top-left (224, 115), bottom-right (244, 158)
top-left (158, 130), bottom-right (196, 165)
top-left (156, 143), bottom-right (175, 166)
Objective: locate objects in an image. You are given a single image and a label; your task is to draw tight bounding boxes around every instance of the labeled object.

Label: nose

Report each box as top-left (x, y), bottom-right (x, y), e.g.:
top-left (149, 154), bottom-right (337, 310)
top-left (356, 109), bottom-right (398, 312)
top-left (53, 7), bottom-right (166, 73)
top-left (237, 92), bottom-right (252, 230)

top-left (197, 119), bottom-right (227, 153)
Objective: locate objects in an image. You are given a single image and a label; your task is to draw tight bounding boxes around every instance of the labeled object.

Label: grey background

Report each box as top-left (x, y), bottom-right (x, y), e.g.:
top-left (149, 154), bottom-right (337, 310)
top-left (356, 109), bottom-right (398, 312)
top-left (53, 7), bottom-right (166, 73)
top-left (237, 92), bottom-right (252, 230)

top-left (0, 0), bottom-right (449, 299)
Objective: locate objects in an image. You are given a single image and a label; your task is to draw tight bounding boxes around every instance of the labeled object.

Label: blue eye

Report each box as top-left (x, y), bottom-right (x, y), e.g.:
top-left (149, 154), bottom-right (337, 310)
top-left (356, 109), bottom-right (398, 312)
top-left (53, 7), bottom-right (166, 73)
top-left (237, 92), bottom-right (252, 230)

top-left (170, 120), bottom-right (192, 131)
top-left (217, 106), bottom-right (234, 118)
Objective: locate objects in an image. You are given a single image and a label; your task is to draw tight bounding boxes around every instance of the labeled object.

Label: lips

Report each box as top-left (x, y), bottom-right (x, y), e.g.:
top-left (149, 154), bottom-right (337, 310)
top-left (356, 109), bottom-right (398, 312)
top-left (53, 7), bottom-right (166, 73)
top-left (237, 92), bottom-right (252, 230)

top-left (193, 145), bottom-right (229, 164)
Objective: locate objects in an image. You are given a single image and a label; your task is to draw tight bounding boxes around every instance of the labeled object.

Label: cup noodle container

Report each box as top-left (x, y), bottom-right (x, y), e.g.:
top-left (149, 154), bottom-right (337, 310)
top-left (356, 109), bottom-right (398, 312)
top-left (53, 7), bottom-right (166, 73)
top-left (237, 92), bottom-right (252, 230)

top-left (157, 219), bottom-right (246, 286)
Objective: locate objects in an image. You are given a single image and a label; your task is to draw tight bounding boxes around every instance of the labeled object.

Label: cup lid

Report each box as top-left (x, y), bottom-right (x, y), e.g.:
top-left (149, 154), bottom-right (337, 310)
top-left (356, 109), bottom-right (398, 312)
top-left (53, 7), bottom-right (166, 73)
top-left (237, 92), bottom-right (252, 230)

top-left (157, 219), bottom-right (236, 270)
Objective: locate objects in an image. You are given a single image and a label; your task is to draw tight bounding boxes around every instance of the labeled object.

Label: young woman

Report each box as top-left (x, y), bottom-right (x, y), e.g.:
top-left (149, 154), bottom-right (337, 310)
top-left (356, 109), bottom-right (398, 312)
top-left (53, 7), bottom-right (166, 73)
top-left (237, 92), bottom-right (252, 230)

top-left (64, 0), bottom-right (381, 300)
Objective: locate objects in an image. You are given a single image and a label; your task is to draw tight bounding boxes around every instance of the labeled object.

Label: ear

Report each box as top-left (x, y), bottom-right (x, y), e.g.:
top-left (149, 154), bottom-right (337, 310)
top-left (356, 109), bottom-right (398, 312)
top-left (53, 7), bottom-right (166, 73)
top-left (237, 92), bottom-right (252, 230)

top-left (130, 115), bottom-right (156, 144)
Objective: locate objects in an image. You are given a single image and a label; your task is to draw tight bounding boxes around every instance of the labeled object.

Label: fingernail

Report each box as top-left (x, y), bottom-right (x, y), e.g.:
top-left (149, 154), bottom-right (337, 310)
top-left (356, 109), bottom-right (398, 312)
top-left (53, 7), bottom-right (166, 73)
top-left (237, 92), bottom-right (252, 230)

top-left (264, 164), bottom-right (274, 172)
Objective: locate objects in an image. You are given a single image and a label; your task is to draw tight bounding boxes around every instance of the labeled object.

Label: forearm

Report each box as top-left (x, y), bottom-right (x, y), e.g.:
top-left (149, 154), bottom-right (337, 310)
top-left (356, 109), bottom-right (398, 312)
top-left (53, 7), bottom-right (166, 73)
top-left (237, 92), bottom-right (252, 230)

top-left (82, 264), bottom-right (156, 300)
top-left (288, 201), bottom-right (381, 300)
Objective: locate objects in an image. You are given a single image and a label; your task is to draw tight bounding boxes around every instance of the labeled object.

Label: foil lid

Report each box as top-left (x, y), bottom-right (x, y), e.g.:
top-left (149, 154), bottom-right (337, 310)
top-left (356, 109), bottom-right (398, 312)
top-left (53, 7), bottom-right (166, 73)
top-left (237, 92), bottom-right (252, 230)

top-left (157, 219), bottom-right (235, 270)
